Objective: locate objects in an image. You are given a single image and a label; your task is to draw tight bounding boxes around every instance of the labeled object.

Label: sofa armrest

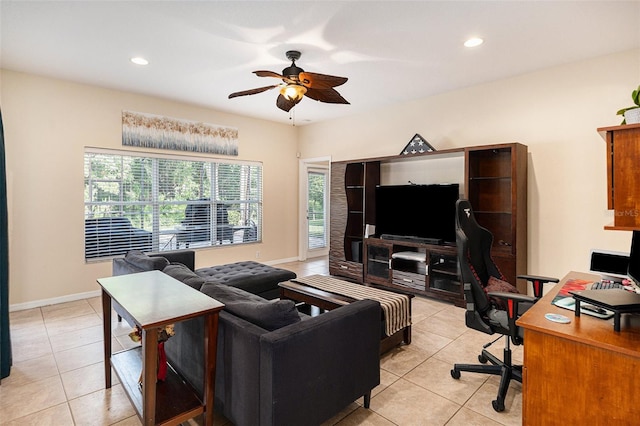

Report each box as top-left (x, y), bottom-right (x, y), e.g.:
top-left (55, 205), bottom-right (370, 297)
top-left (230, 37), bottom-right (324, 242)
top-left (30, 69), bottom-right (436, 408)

top-left (259, 299), bottom-right (381, 426)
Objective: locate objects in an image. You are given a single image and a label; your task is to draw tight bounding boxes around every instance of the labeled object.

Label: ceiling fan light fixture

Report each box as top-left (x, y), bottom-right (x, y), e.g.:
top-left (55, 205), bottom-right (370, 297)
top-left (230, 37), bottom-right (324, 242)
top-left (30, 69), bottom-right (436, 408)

top-left (280, 84), bottom-right (307, 102)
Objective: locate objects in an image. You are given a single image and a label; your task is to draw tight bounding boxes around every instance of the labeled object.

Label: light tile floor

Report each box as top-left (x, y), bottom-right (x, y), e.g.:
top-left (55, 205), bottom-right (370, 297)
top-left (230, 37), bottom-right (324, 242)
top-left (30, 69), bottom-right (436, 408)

top-left (1, 257), bottom-right (523, 425)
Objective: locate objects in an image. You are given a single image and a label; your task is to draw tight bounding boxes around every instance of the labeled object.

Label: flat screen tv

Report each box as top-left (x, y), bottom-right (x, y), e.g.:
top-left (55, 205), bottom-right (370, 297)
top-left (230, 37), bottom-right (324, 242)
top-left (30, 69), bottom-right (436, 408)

top-left (375, 183), bottom-right (459, 244)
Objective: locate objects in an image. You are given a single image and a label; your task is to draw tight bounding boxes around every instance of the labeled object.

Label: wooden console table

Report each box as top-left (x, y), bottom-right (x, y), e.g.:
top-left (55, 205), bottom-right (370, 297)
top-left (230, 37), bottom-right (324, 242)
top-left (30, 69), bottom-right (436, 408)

top-left (517, 271), bottom-right (640, 424)
top-left (98, 271), bottom-right (224, 426)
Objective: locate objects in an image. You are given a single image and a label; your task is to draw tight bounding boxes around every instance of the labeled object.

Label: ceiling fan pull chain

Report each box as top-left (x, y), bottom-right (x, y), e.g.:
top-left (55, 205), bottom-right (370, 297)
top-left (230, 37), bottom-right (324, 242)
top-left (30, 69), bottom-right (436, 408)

top-left (289, 106), bottom-right (296, 126)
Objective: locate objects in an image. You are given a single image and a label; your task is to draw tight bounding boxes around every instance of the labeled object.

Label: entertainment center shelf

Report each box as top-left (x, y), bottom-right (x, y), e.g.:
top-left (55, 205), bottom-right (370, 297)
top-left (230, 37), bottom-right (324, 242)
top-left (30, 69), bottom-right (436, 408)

top-left (329, 142), bottom-right (528, 302)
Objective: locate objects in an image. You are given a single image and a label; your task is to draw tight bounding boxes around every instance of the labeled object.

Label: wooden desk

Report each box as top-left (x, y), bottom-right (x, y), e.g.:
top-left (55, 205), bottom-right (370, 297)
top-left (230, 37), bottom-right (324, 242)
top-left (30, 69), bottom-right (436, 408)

top-left (99, 271), bottom-right (224, 426)
top-left (517, 271), bottom-right (640, 425)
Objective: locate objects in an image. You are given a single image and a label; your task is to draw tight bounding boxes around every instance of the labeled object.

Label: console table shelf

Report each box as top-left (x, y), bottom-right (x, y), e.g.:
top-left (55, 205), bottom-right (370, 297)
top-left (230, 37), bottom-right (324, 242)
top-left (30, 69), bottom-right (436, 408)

top-left (111, 348), bottom-right (204, 425)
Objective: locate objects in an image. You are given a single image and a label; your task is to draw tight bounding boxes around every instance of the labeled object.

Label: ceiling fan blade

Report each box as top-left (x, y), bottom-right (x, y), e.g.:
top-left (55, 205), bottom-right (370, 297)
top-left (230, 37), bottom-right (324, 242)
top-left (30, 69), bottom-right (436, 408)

top-left (304, 87), bottom-right (350, 104)
top-left (228, 85), bottom-right (279, 99)
top-left (253, 70), bottom-right (284, 79)
top-left (276, 94), bottom-right (299, 112)
top-left (254, 70), bottom-right (297, 85)
top-left (299, 72), bottom-right (348, 89)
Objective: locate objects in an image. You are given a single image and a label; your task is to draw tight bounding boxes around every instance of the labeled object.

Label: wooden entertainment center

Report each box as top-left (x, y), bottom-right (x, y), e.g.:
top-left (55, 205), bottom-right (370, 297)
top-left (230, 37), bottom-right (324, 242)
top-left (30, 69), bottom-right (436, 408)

top-left (329, 142), bottom-right (528, 306)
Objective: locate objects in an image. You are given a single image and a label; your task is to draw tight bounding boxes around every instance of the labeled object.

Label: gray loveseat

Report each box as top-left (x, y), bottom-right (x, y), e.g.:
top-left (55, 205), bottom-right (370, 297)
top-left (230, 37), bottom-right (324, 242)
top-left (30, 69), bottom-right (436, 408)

top-left (111, 250), bottom-right (381, 426)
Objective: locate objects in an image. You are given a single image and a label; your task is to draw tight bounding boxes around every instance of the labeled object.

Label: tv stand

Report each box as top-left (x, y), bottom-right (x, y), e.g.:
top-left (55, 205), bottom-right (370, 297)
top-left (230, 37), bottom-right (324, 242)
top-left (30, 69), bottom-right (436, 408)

top-left (364, 237), bottom-right (463, 307)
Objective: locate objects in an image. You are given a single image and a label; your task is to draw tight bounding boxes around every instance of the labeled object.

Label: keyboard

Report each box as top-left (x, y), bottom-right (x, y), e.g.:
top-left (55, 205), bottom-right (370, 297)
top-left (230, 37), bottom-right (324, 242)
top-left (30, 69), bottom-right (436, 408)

top-left (591, 281), bottom-right (624, 290)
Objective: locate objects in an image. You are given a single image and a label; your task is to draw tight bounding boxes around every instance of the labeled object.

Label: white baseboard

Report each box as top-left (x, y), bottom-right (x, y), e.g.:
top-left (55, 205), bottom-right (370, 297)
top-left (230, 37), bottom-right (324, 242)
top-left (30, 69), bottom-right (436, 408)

top-left (10, 289), bottom-right (102, 312)
top-left (9, 256), bottom-right (303, 312)
top-left (267, 256), bottom-right (300, 265)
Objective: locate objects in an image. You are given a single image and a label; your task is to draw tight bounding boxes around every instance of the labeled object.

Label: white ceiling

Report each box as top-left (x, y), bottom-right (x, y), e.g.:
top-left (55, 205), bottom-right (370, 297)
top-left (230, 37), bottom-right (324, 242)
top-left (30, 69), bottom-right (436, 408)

top-left (2, 1), bottom-right (639, 126)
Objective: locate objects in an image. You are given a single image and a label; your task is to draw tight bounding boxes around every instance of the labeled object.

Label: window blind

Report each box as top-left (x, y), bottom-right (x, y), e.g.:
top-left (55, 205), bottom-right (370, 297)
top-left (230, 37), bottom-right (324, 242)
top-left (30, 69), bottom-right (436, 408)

top-left (84, 149), bottom-right (262, 260)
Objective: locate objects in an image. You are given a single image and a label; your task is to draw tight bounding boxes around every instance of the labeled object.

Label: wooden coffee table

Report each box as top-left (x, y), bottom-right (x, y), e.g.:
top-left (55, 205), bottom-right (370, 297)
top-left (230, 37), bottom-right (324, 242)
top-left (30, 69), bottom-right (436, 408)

top-left (279, 280), bottom-right (412, 353)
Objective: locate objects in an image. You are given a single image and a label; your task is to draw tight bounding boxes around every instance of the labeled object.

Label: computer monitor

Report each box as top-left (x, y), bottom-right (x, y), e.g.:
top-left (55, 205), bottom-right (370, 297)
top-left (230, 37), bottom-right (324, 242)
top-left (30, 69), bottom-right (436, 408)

top-left (590, 249), bottom-right (629, 281)
top-left (628, 231), bottom-right (640, 286)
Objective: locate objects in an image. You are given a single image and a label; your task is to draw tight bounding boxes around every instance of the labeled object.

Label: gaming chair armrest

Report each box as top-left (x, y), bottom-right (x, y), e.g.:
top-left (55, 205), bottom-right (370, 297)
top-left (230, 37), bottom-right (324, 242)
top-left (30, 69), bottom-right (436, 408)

top-left (517, 274), bottom-right (560, 299)
top-left (487, 291), bottom-right (537, 344)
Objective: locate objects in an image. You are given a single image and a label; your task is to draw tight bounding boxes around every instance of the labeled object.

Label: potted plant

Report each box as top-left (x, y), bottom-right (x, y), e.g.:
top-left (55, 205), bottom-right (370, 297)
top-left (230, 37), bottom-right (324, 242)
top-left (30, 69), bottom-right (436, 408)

top-left (616, 84), bottom-right (640, 124)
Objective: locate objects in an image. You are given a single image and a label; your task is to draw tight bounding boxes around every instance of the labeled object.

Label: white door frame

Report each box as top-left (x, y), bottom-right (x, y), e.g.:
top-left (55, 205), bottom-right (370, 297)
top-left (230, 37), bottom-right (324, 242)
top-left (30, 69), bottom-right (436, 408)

top-left (298, 156), bottom-right (331, 261)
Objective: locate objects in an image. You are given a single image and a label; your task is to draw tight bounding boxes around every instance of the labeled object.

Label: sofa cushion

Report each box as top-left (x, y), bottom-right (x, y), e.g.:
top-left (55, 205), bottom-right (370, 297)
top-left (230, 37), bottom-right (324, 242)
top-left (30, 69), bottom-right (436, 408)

top-left (163, 263), bottom-right (206, 290)
top-left (225, 300), bottom-right (301, 331)
top-left (200, 283), bottom-right (300, 330)
top-left (124, 250), bottom-right (169, 271)
top-left (201, 282), bottom-right (267, 304)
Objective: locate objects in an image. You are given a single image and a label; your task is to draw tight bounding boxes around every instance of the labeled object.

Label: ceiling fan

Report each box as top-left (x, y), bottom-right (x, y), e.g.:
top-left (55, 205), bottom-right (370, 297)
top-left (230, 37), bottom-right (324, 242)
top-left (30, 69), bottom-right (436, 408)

top-left (228, 50), bottom-right (350, 112)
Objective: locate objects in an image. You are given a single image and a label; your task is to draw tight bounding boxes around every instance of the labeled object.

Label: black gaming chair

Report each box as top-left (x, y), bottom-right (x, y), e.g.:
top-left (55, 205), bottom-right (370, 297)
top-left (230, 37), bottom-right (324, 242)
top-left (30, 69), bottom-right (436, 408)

top-left (450, 199), bottom-right (558, 412)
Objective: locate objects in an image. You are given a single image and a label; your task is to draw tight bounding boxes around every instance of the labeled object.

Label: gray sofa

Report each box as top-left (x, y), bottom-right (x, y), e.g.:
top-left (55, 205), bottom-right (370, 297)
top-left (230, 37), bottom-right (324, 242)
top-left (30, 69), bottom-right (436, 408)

top-left (111, 250), bottom-right (381, 426)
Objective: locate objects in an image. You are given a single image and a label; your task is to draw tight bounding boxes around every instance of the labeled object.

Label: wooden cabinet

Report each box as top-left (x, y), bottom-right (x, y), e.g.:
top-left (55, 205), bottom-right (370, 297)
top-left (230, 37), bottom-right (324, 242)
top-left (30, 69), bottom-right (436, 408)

top-left (597, 123), bottom-right (640, 230)
top-left (330, 142), bottom-right (527, 300)
top-left (364, 238), bottom-right (463, 306)
top-left (465, 143), bottom-right (527, 292)
top-left (427, 249), bottom-right (461, 303)
top-left (364, 238), bottom-right (393, 284)
top-left (329, 161), bottom-right (380, 282)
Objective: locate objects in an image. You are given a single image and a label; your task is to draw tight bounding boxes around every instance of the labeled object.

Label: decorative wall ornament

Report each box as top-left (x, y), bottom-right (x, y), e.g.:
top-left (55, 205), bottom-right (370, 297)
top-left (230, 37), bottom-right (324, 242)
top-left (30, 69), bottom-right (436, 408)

top-left (400, 133), bottom-right (436, 155)
top-left (122, 111), bottom-right (238, 156)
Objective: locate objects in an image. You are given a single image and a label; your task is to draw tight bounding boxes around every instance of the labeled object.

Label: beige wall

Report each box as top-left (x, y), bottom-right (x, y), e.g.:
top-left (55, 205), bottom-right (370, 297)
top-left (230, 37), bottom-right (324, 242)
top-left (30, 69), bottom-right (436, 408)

top-left (2, 70), bottom-right (299, 307)
top-left (3, 48), bottom-right (639, 307)
top-left (298, 49), bottom-right (640, 282)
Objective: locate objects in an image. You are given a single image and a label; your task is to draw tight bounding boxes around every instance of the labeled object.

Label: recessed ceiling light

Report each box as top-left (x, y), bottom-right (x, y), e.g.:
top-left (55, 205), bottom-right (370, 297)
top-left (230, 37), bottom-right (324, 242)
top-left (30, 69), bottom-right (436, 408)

top-left (464, 37), bottom-right (484, 48)
top-left (130, 57), bottom-right (149, 66)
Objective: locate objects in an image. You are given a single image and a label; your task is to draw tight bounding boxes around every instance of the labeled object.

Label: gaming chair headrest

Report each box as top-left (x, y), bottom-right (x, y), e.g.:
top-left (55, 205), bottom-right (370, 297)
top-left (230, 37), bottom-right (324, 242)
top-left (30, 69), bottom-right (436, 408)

top-left (455, 199), bottom-right (477, 232)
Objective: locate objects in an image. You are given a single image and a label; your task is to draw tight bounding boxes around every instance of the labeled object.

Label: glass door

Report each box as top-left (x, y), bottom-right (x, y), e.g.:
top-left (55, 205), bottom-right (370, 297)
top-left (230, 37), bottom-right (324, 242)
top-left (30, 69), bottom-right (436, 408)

top-left (307, 169), bottom-right (328, 254)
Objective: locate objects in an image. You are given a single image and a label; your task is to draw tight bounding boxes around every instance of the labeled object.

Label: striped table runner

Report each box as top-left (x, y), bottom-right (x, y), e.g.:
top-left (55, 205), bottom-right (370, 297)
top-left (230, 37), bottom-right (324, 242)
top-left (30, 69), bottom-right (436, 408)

top-left (292, 275), bottom-right (411, 337)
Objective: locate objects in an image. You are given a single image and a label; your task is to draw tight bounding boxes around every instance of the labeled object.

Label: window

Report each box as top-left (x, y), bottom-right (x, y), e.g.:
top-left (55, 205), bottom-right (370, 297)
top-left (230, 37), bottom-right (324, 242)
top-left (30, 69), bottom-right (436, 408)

top-left (84, 149), bottom-right (262, 260)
